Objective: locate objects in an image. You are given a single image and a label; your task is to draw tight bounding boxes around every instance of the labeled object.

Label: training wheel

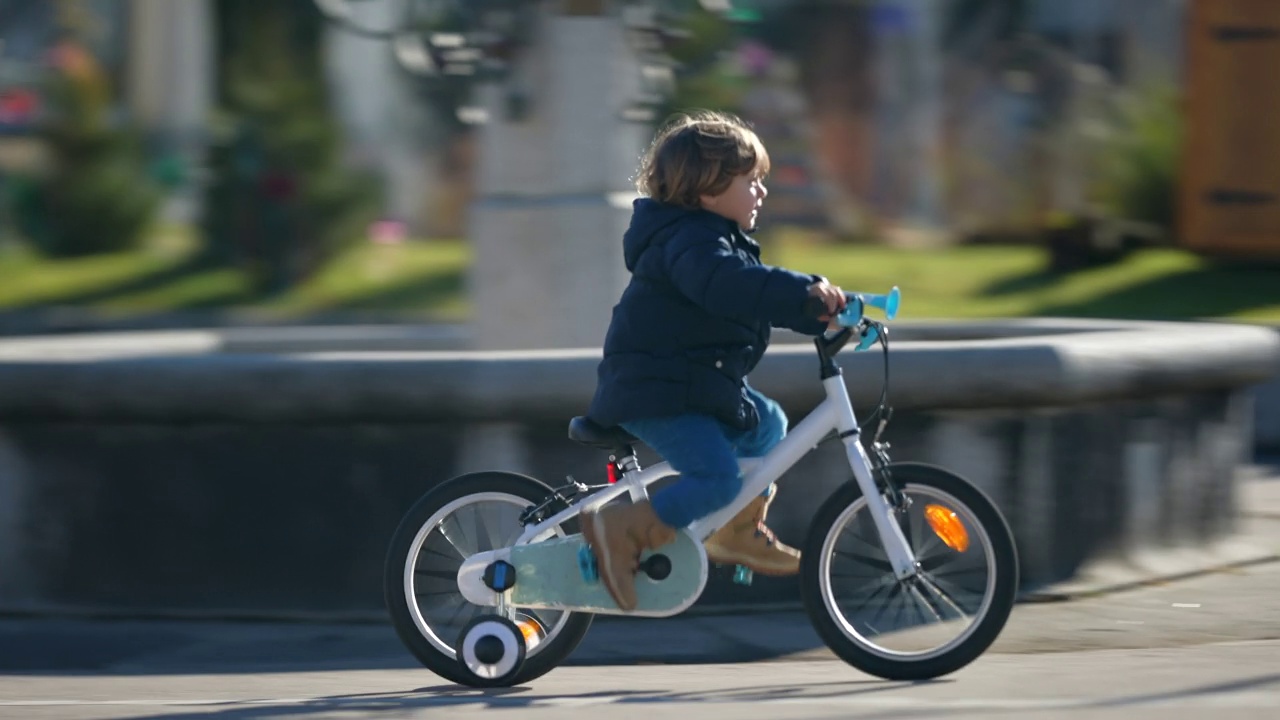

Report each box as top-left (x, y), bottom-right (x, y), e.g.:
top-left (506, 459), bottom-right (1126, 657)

top-left (456, 615), bottom-right (527, 687)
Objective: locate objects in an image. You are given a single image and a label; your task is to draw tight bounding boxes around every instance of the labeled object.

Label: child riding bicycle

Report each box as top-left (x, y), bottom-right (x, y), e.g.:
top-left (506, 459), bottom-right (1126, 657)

top-left (583, 110), bottom-right (848, 611)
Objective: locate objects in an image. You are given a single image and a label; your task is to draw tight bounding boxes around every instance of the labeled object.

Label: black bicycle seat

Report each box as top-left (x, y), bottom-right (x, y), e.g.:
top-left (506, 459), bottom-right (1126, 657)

top-left (567, 416), bottom-right (637, 450)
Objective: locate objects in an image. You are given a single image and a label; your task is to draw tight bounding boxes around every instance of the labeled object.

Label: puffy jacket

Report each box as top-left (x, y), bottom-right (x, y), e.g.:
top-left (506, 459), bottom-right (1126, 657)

top-left (587, 198), bottom-right (829, 431)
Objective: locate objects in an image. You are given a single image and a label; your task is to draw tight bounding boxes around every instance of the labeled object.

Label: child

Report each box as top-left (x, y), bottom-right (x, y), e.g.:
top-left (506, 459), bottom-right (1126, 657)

top-left (582, 110), bottom-right (847, 611)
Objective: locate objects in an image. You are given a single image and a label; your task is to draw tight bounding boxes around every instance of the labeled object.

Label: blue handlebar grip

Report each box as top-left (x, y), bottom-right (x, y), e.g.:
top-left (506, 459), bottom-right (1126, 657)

top-left (836, 297), bottom-right (865, 327)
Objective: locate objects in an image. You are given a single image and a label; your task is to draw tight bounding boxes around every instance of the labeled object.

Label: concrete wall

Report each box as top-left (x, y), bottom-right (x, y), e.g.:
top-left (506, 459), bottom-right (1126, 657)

top-left (1253, 325), bottom-right (1280, 452)
top-left (0, 319), bottom-right (1275, 619)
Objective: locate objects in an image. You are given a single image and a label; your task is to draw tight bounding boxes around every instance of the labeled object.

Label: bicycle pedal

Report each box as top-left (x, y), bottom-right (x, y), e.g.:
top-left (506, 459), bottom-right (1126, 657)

top-left (732, 565), bottom-right (754, 586)
top-left (576, 544), bottom-right (599, 584)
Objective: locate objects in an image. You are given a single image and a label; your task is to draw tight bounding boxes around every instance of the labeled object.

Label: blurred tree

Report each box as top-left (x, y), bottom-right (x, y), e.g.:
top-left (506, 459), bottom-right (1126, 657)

top-left (734, 1), bottom-right (876, 237)
top-left (652, 2), bottom-right (745, 116)
top-left (203, 0), bottom-right (381, 295)
top-left (26, 21), bottom-right (162, 257)
top-left (1093, 83), bottom-right (1181, 233)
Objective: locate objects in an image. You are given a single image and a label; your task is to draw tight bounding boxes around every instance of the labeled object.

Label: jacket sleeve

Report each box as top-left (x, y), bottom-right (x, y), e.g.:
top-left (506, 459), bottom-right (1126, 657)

top-left (662, 227), bottom-right (830, 335)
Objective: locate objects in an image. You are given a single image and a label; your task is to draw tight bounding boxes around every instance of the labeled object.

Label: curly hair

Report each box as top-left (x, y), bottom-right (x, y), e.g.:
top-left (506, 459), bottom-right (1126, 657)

top-left (634, 110), bottom-right (770, 208)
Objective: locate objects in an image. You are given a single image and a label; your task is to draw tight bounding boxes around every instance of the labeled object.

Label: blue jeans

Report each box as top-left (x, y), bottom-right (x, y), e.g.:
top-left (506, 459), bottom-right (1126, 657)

top-left (620, 386), bottom-right (786, 529)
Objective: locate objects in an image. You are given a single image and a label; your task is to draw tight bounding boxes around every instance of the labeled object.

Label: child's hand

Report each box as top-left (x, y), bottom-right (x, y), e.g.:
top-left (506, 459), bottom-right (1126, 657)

top-left (807, 280), bottom-right (847, 321)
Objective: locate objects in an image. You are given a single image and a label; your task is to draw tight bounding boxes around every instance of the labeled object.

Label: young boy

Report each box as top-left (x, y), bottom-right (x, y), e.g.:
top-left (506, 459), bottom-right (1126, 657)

top-left (582, 110), bottom-right (847, 611)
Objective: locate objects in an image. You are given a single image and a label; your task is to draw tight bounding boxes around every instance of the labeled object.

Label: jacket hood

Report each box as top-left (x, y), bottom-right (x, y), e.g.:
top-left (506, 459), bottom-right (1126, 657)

top-left (622, 198), bottom-right (734, 271)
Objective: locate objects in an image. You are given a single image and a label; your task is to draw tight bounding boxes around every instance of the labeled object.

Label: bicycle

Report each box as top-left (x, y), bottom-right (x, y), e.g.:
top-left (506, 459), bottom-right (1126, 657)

top-left (383, 286), bottom-right (1019, 687)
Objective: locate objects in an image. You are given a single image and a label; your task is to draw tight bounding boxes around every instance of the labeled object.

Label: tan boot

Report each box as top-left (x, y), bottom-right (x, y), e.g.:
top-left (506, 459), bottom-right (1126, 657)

top-left (581, 499), bottom-right (677, 611)
top-left (704, 486), bottom-right (800, 576)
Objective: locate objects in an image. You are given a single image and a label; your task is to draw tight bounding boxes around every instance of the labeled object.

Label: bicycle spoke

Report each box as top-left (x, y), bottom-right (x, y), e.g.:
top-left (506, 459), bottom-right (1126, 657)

top-left (834, 574), bottom-right (897, 605)
top-left (416, 544), bottom-right (463, 564)
top-left (475, 503), bottom-right (516, 553)
top-left (834, 531), bottom-right (889, 561)
top-left (833, 549), bottom-right (892, 574)
top-left (415, 589), bottom-right (466, 599)
top-left (439, 515), bottom-right (475, 558)
top-left (868, 581), bottom-right (906, 631)
top-left (891, 584), bottom-right (918, 633)
top-left (461, 505), bottom-right (485, 553)
top-left (914, 529), bottom-right (944, 560)
top-left (918, 571), bottom-right (982, 617)
top-left (416, 592), bottom-right (470, 624)
top-left (444, 597), bottom-right (476, 629)
top-left (922, 565), bottom-right (989, 600)
top-left (907, 580), bottom-right (947, 623)
top-left (472, 504), bottom-right (496, 552)
top-left (917, 553), bottom-right (950, 573)
top-left (414, 567), bottom-right (458, 581)
top-left (924, 560), bottom-right (986, 579)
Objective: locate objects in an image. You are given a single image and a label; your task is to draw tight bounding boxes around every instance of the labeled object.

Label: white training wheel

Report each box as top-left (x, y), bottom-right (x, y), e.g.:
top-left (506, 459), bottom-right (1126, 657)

top-left (456, 615), bottom-right (527, 687)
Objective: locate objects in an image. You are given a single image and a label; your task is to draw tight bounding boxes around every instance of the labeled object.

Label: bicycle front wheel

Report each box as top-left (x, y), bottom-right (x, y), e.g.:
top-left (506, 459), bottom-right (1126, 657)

top-left (801, 462), bottom-right (1019, 680)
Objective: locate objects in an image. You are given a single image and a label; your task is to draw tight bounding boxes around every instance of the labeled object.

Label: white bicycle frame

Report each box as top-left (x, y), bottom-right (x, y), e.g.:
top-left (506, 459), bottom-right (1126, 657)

top-left (507, 364), bottom-right (919, 582)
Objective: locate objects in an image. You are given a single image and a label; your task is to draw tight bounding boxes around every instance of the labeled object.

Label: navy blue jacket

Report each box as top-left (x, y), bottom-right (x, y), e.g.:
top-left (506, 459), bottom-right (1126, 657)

top-left (587, 199), bottom-right (829, 431)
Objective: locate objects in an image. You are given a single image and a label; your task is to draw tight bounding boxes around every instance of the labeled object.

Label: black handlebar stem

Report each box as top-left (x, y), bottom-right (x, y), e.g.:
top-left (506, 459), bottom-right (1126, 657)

top-left (814, 327), bottom-right (852, 379)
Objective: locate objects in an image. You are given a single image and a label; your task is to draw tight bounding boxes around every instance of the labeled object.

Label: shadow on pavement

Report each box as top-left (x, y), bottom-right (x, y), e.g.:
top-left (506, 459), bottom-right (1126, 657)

top-left (105, 678), bottom-right (936, 719)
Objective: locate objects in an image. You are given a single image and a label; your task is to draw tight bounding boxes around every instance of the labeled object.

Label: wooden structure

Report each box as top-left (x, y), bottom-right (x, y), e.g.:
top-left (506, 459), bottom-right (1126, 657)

top-left (1181, 0), bottom-right (1280, 259)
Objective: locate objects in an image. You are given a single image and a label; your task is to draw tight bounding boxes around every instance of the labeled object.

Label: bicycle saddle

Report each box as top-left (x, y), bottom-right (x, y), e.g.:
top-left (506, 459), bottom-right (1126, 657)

top-left (567, 416), bottom-right (638, 450)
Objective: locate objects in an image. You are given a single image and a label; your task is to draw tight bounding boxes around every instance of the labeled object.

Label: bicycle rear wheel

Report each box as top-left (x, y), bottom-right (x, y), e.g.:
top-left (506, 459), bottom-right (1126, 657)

top-left (801, 462), bottom-right (1018, 680)
top-left (383, 471), bottom-right (593, 686)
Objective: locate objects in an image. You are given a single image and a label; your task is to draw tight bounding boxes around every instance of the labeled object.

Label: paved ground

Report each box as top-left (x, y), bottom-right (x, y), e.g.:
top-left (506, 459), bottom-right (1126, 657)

top-left (1, 640), bottom-right (1279, 719)
top-left (0, 466), bottom-right (1277, 719)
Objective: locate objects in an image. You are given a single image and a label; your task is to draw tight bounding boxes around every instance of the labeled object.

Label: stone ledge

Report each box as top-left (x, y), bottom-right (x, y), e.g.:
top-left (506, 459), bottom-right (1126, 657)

top-left (0, 319), bottom-right (1275, 423)
top-left (0, 318), bottom-right (1276, 616)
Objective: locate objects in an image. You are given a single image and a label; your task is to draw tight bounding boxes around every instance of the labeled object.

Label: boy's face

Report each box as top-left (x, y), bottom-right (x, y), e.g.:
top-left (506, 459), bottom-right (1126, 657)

top-left (700, 172), bottom-right (768, 232)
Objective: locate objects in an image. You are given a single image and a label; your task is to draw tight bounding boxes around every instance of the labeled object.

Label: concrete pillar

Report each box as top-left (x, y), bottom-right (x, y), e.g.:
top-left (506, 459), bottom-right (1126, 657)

top-left (460, 3), bottom-right (648, 476)
top-left (126, 0), bottom-right (214, 222)
top-left (902, 0), bottom-right (945, 231)
top-left (872, 0), bottom-right (946, 239)
top-left (126, 0), bottom-right (213, 142)
top-left (321, 1), bottom-right (445, 236)
top-left (466, 5), bottom-right (646, 352)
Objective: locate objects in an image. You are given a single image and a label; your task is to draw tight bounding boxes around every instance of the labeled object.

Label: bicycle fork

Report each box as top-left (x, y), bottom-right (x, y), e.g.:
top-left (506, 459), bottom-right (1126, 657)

top-left (828, 376), bottom-right (918, 581)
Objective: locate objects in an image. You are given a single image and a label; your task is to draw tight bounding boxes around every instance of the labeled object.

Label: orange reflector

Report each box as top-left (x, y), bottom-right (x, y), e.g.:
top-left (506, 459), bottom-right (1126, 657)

top-left (516, 619), bottom-right (541, 646)
top-left (925, 504), bottom-right (970, 552)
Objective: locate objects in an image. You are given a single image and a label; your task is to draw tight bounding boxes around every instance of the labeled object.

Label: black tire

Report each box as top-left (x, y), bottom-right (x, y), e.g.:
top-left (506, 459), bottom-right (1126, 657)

top-left (383, 471), bottom-right (593, 686)
top-left (800, 462), bottom-right (1019, 681)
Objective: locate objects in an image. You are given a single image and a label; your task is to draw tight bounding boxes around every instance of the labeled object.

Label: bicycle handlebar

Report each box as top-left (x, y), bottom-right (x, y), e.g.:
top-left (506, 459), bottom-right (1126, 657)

top-left (804, 286), bottom-right (900, 354)
top-left (804, 286), bottom-right (900, 326)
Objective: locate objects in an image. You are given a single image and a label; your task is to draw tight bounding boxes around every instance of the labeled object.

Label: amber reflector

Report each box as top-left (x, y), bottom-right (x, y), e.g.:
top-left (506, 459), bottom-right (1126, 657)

top-left (924, 504), bottom-right (970, 553)
top-left (516, 619), bottom-right (541, 647)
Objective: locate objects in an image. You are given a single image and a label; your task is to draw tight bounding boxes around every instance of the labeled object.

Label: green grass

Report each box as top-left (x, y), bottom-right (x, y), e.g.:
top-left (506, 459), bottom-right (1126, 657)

top-left (0, 225), bottom-right (470, 321)
top-left (1, 226), bottom-right (1277, 324)
top-left (763, 236), bottom-right (1280, 323)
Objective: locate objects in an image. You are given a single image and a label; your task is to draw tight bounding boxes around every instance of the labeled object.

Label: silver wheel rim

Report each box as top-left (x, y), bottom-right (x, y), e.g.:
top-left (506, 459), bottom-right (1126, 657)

top-left (818, 484), bottom-right (997, 661)
top-left (401, 491), bottom-right (572, 660)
